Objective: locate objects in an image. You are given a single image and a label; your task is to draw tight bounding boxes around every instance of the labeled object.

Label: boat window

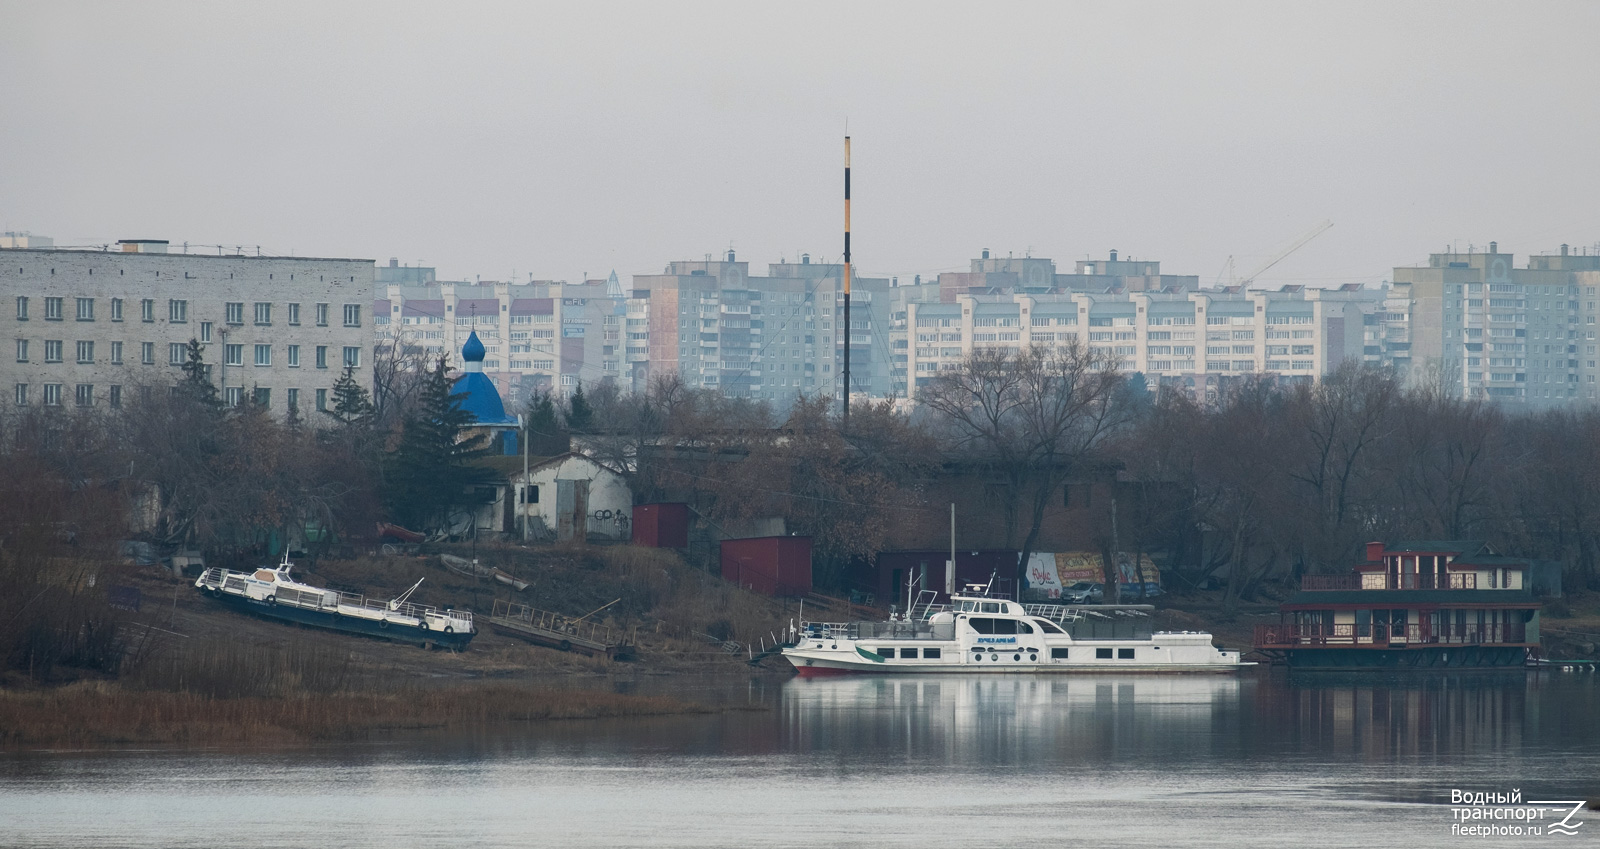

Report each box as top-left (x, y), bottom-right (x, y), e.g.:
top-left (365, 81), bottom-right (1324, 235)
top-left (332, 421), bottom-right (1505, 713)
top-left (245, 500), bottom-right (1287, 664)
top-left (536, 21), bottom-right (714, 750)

top-left (1033, 618), bottom-right (1066, 634)
top-left (959, 601), bottom-right (975, 612)
top-left (967, 617), bottom-right (1021, 635)
top-left (1096, 648), bottom-right (1113, 659)
top-left (980, 602), bottom-right (1000, 613)
top-left (1118, 648), bottom-right (1135, 659)
top-left (900, 648), bottom-right (918, 659)
top-left (1051, 648), bottom-right (1070, 659)
top-left (923, 648), bottom-right (941, 659)
top-left (877, 647), bottom-right (895, 659)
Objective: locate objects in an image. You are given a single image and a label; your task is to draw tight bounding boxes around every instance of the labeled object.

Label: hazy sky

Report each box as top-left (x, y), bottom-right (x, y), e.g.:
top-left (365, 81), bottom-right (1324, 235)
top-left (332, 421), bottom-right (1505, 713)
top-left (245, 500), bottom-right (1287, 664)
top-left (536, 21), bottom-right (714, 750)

top-left (3, 1), bottom-right (1597, 288)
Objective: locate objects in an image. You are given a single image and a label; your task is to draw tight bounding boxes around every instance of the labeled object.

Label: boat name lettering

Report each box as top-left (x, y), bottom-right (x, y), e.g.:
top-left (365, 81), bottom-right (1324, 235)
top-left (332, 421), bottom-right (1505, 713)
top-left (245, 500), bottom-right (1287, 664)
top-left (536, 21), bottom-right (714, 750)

top-left (976, 637), bottom-right (1017, 644)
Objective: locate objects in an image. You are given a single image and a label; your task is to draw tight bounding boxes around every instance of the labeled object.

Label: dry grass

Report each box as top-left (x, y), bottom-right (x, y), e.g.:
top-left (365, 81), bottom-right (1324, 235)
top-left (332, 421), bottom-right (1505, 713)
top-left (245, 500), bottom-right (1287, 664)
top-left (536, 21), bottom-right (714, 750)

top-left (0, 680), bottom-right (708, 749)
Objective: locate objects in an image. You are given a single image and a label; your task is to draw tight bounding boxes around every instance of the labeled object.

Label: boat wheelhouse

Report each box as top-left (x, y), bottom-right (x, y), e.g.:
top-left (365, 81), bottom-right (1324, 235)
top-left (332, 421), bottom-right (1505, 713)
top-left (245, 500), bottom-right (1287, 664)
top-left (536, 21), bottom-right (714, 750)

top-left (195, 554), bottom-right (476, 650)
top-left (782, 588), bottom-right (1246, 675)
top-left (1254, 540), bottom-right (1543, 669)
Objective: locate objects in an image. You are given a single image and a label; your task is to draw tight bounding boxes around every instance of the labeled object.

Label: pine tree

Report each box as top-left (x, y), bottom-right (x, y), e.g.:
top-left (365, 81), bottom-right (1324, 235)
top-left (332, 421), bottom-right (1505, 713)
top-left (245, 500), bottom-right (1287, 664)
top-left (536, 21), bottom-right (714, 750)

top-left (523, 389), bottom-right (569, 455)
top-left (566, 381), bottom-right (594, 432)
top-left (178, 339), bottom-right (220, 408)
top-left (385, 357), bottom-right (496, 530)
top-left (324, 366), bottom-right (375, 428)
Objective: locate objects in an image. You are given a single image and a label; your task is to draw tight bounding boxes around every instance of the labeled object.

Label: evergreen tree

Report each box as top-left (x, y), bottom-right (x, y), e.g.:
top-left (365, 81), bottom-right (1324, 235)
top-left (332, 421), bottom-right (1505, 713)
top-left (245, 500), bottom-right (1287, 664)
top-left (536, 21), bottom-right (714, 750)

top-left (178, 339), bottom-right (220, 408)
top-left (523, 389), bottom-right (570, 455)
top-left (385, 357), bottom-right (496, 530)
top-left (565, 381), bottom-right (594, 432)
top-left (324, 366), bottom-right (375, 428)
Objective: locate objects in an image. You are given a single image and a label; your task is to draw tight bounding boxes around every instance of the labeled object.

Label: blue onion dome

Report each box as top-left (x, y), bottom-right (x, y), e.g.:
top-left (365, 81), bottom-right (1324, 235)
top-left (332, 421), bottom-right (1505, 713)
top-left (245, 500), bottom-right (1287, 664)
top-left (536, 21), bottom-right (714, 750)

top-left (461, 330), bottom-right (486, 363)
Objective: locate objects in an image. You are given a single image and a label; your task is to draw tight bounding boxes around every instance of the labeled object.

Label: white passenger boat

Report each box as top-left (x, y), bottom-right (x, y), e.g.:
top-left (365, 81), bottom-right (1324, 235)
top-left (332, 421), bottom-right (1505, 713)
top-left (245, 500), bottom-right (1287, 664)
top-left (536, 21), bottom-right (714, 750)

top-left (195, 553), bottom-right (476, 649)
top-left (782, 590), bottom-right (1247, 676)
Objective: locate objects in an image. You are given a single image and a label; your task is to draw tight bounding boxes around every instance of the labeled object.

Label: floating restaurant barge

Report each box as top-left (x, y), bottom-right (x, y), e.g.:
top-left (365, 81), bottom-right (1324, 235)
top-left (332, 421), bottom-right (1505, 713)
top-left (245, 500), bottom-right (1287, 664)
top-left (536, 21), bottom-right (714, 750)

top-left (783, 590), bottom-right (1246, 675)
top-left (1254, 541), bottom-right (1543, 669)
top-left (195, 555), bottom-right (476, 650)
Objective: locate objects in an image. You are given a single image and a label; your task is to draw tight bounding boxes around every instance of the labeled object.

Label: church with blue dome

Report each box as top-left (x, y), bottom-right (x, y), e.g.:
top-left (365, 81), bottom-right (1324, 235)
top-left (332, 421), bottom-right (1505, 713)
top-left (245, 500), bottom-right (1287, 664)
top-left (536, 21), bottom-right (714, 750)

top-left (452, 331), bottom-right (521, 453)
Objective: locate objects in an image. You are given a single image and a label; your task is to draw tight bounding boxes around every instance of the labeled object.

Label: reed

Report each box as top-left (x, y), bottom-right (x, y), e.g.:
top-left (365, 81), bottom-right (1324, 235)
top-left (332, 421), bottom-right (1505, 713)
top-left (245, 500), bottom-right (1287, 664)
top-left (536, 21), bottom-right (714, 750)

top-left (0, 680), bottom-right (708, 748)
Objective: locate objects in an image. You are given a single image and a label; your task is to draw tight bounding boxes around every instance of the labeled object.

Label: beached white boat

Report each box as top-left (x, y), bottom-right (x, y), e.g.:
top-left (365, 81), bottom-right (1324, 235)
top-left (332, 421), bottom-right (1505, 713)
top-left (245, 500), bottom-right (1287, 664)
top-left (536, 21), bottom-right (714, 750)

top-left (782, 590), bottom-right (1246, 676)
top-left (195, 553), bottom-right (476, 649)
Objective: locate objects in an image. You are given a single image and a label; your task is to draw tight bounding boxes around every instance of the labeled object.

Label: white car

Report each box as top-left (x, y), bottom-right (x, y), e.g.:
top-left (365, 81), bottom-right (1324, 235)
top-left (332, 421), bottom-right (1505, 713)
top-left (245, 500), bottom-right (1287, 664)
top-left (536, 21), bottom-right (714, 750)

top-left (1064, 582), bottom-right (1104, 604)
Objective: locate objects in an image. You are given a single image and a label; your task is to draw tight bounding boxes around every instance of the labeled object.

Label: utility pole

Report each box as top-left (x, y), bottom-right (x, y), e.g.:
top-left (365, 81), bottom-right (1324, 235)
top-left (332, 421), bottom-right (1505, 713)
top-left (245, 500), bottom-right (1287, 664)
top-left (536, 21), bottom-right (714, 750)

top-left (521, 413), bottom-right (530, 541)
top-left (841, 135), bottom-right (851, 430)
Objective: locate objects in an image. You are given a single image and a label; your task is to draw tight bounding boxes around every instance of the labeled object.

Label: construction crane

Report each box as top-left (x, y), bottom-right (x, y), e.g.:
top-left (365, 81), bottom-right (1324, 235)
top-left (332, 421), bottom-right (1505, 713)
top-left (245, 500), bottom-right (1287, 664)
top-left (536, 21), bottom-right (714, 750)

top-left (1214, 220), bottom-right (1334, 288)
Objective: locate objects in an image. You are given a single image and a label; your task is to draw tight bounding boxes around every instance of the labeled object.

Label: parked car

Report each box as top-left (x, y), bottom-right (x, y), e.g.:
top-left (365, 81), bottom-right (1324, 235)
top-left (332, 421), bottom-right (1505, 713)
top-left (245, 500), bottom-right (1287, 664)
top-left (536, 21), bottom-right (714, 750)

top-left (1064, 582), bottom-right (1104, 604)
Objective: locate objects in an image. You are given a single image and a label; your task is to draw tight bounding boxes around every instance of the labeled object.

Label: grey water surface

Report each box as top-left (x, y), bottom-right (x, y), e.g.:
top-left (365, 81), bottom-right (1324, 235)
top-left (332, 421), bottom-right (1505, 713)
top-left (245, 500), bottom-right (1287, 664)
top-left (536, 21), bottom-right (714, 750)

top-left (1, 671), bottom-right (1595, 848)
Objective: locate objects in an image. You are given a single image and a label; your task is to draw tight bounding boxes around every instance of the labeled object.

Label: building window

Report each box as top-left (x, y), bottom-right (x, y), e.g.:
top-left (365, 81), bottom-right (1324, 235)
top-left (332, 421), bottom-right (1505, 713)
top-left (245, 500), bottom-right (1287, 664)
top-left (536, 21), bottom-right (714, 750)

top-left (286, 387), bottom-right (299, 411)
top-left (76, 340), bottom-right (94, 363)
top-left (110, 341), bottom-right (122, 364)
top-left (342, 346), bottom-right (360, 368)
top-left (523, 485), bottom-right (539, 504)
top-left (42, 383), bottom-right (61, 406)
top-left (16, 296), bottom-right (27, 320)
top-left (254, 302), bottom-right (272, 325)
top-left (315, 303), bottom-right (329, 326)
top-left (74, 384), bottom-right (93, 407)
top-left (224, 344), bottom-right (243, 367)
top-left (315, 346), bottom-right (327, 368)
top-left (44, 297), bottom-right (63, 320)
top-left (225, 302), bottom-right (243, 325)
top-left (200, 321), bottom-right (212, 343)
top-left (315, 388), bottom-right (327, 411)
top-left (15, 339), bottom-right (27, 362)
top-left (287, 345), bottom-right (300, 367)
top-left (287, 303), bottom-right (300, 325)
top-left (44, 339), bottom-right (62, 363)
top-left (343, 304), bottom-right (361, 327)
top-left (254, 344), bottom-right (271, 366)
top-left (224, 387), bottom-right (243, 407)
top-left (110, 298), bottom-right (123, 321)
top-left (169, 300), bottom-right (188, 323)
top-left (108, 385), bottom-right (122, 408)
top-left (169, 343), bottom-right (187, 365)
top-left (141, 342), bottom-right (155, 364)
top-left (76, 298), bottom-right (94, 321)
top-left (252, 387), bottom-right (270, 407)
top-left (14, 383), bottom-right (27, 406)
top-left (141, 299), bottom-right (155, 322)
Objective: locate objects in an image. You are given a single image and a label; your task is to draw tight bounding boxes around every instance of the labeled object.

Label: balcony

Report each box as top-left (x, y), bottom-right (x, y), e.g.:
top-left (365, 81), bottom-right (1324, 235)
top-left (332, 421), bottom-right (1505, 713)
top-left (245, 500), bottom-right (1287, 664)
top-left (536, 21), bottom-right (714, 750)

top-left (1300, 572), bottom-right (1477, 591)
top-left (1254, 622), bottom-right (1527, 650)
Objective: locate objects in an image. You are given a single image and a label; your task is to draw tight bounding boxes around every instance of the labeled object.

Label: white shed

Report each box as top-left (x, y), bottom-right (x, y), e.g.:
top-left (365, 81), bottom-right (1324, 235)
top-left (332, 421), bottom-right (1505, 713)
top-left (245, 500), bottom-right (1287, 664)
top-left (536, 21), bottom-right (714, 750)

top-left (509, 453), bottom-right (633, 542)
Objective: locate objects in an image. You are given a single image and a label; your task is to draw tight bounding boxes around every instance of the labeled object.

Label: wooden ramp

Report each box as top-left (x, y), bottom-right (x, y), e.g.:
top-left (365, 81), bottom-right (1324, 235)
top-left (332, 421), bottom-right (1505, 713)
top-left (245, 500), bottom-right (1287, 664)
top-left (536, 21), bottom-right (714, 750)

top-left (486, 600), bottom-right (634, 659)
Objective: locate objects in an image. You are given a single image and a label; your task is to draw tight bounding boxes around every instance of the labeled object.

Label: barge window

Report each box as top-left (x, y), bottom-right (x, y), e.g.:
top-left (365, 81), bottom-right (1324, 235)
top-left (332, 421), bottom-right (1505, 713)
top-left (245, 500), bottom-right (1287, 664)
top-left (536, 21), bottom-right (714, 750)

top-left (877, 648), bottom-right (895, 659)
top-left (1051, 648), bottom-right (1070, 659)
top-left (1096, 648), bottom-right (1113, 659)
top-left (923, 648), bottom-right (940, 659)
top-left (1033, 618), bottom-right (1066, 634)
top-left (1118, 648), bottom-right (1135, 659)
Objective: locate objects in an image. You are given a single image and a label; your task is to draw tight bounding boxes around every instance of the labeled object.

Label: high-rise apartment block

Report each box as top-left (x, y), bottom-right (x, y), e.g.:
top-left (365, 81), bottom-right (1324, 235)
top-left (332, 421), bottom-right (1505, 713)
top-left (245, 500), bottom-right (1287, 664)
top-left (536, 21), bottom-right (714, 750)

top-left (376, 261), bottom-right (624, 411)
top-left (4, 239), bottom-right (372, 416)
top-left (1389, 242), bottom-right (1600, 405)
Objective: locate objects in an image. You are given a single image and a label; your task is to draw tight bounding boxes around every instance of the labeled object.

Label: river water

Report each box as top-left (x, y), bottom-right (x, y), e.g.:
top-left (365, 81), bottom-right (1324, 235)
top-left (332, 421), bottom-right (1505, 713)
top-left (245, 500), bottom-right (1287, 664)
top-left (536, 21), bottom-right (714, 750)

top-left (2, 671), bottom-right (1596, 848)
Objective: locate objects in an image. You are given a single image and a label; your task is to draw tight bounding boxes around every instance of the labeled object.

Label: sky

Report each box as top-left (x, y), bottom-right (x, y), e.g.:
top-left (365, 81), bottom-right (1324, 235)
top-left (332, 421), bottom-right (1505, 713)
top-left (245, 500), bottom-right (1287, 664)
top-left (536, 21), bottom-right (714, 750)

top-left (3, 1), bottom-right (1598, 288)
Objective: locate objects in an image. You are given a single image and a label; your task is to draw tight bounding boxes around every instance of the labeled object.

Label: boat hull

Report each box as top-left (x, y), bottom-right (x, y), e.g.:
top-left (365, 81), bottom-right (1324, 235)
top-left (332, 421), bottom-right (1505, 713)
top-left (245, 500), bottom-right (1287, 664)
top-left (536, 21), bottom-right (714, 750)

top-left (783, 647), bottom-right (1247, 676)
top-left (198, 587), bottom-right (475, 650)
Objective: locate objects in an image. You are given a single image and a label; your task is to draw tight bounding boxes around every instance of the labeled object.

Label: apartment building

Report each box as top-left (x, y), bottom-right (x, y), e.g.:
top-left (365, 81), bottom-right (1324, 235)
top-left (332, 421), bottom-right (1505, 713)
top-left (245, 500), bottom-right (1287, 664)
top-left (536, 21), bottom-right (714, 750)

top-left (1389, 242), bottom-right (1600, 406)
top-left (4, 239), bottom-right (372, 415)
top-left (626, 252), bottom-right (893, 403)
top-left (895, 284), bottom-right (1379, 402)
top-left (376, 267), bottom-right (624, 411)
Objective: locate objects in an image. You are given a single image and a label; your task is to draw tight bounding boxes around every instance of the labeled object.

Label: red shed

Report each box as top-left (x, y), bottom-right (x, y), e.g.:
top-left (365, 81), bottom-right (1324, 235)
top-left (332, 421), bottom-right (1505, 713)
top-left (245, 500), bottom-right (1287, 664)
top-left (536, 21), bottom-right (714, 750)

top-left (631, 502), bottom-right (689, 548)
top-left (720, 536), bottom-right (813, 597)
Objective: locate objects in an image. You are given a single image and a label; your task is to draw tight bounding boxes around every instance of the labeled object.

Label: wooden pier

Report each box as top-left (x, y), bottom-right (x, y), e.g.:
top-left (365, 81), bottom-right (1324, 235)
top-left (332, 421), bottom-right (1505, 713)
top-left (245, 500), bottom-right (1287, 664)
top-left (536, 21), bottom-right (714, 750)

top-left (486, 600), bottom-right (635, 659)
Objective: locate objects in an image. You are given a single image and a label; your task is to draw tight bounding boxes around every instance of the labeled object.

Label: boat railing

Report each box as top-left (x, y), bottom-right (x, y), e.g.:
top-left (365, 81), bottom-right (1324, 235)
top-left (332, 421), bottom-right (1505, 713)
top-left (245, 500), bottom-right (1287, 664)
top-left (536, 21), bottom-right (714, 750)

top-left (338, 591), bottom-right (473, 624)
top-left (1023, 603), bottom-right (1087, 624)
top-left (799, 621), bottom-right (860, 640)
top-left (1254, 622), bottom-right (1528, 648)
